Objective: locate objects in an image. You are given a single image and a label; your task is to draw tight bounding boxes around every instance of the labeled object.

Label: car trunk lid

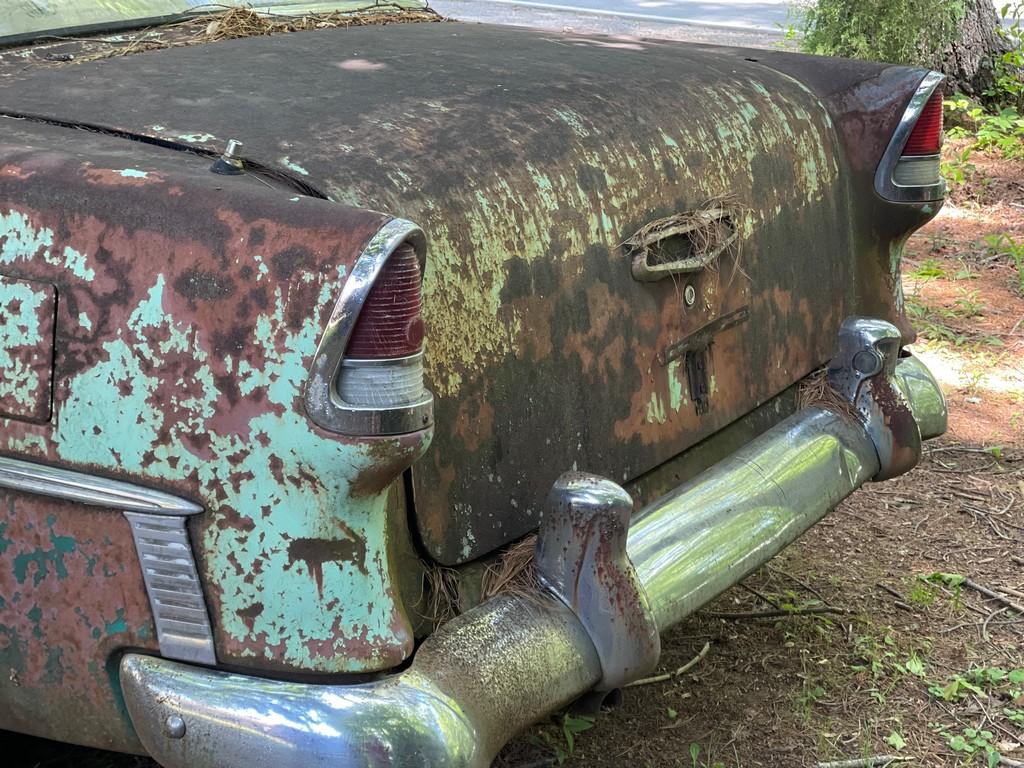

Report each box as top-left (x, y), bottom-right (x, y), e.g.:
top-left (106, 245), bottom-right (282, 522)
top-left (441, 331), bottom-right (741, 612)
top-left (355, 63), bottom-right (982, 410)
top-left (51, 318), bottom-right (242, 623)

top-left (0, 22), bottom-right (924, 564)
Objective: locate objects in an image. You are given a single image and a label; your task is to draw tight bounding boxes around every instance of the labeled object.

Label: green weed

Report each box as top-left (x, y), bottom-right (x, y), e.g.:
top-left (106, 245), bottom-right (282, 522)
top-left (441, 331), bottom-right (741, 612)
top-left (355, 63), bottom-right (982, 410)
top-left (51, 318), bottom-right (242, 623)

top-left (927, 666), bottom-right (1024, 765)
top-left (531, 713), bottom-right (595, 765)
top-left (982, 232), bottom-right (1024, 294)
top-left (908, 258), bottom-right (949, 280)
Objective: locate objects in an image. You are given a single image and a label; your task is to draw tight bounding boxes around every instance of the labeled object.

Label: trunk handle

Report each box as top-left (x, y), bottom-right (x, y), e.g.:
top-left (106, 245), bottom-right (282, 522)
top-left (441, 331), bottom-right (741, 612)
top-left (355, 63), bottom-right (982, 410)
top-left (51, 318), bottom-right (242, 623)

top-left (627, 206), bottom-right (737, 282)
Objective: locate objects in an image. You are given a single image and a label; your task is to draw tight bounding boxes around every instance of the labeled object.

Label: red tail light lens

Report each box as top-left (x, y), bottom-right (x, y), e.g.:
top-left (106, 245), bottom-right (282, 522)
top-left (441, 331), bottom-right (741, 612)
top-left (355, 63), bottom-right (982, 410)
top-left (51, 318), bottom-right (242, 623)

top-left (902, 91), bottom-right (943, 156)
top-left (345, 243), bottom-right (424, 359)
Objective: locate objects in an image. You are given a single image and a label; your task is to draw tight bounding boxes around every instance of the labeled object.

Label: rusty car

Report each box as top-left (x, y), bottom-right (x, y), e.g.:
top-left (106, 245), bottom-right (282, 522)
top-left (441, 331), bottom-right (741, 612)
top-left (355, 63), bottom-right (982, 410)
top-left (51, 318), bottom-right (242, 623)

top-left (0, 1), bottom-right (950, 765)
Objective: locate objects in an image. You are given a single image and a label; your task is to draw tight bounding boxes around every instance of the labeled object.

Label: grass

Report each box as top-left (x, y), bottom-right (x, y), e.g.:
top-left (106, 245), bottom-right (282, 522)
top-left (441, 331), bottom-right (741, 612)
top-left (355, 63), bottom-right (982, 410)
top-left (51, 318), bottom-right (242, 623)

top-left (982, 233), bottom-right (1024, 295)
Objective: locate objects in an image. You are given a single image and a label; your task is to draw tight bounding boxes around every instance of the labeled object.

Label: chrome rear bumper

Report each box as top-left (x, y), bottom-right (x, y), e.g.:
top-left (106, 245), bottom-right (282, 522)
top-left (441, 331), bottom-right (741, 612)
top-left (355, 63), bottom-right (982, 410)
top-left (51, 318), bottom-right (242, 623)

top-left (121, 319), bottom-right (947, 768)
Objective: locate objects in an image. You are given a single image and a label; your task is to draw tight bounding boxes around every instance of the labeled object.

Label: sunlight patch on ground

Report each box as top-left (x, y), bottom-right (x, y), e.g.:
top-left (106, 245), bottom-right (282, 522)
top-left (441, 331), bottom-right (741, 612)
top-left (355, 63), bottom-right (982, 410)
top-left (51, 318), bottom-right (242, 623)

top-left (912, 343), bottom-right (1024, 397)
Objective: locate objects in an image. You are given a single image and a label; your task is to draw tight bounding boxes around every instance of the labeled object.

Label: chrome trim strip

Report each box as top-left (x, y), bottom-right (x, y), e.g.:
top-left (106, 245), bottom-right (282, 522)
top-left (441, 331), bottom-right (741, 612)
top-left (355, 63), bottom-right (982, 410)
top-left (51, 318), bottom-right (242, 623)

top-left (874, 70), bottom-right (946, 203)
top-left (304, 218), bottom-right (434, 436)
top-left (0, 455), bottom-right (202, 515)
top-left (124, 512), bottom-right (217, 666)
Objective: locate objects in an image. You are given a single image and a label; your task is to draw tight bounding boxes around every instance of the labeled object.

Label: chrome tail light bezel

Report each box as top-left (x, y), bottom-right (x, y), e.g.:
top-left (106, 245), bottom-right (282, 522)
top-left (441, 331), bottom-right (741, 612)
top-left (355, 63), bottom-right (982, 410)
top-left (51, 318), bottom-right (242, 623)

top-left (874, 70), bottom-right (946, 203)
top-left (304, 218), bottom-right (433, 437)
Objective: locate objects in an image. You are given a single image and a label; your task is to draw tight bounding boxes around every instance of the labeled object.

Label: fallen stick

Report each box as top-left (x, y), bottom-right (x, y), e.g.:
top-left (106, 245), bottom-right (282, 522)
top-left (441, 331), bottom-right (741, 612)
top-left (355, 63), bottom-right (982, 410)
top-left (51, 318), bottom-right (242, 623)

top-left (625, 642), bottom-right (711, 687)
top-left (704, 606), bottom-right (848, 620)
top-left (875, 583), bottom-right (914, 612)
top-left (1012, 555), bottom-right (1024, 567)
top-left (816, 756), bottom-right (913, 768)
top-left (963, 578), bottom-right (1024, 615)
top-left (1000, 756), bottom-right (1024, 767)
top-left (769, 564), bottom-right (830, 604)
top-left (981, 607), bottom-right (1007, 642)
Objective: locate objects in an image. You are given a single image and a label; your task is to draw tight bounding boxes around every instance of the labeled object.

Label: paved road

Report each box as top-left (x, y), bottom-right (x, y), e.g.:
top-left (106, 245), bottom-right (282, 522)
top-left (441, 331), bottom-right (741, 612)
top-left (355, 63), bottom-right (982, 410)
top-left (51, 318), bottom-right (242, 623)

top-left (431, 0), bottom-right (1009, 45)
top-left (435, 0), bottom-right (794, 31)
top-left (432, 0), bottom-right (793, 47)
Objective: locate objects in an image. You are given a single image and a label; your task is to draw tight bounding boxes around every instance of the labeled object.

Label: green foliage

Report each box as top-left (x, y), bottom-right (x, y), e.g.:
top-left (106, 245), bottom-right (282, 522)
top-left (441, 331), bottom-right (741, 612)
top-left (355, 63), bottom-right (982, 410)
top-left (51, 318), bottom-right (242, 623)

top-left (908, 258), bottom-right (949, 280)
top-left (885, 730), bottom-right (907, 751)
top-left (907, 579), bottom-right (938, 607)
top-left (928, 674), bottom-right (985, 702)
top-left (531, 713), bottom-right (595, 765)
top-left (899, 652), bottom-right (928, 679)
top-left (946, 96), bottom-right (1024, 159)
top-left (982, 232), bottom-right (1024, 294)
top-left (905, 292), bottom-right (1004, 349)
top-left (790, 0), bottom-right (965, 68)
top-left (989, 2), bottom-right (1024, 110)
top-left (687, 743), bottom-right (729, 768)
top-left (941, 144), bottom-right (978, 187)
top-left (934, 724), bottom-right (1002, 767)
top-left (928, 666), bottom-right (1024, 765)
top-left (943, 4), bottom-right (1024, 167)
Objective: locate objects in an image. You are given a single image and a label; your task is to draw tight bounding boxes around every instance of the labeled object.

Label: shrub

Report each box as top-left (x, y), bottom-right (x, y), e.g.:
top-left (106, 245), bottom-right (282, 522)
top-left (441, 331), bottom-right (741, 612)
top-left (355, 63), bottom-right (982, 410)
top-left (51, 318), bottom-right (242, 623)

top-left (790, 0), bottom-right (966, 69)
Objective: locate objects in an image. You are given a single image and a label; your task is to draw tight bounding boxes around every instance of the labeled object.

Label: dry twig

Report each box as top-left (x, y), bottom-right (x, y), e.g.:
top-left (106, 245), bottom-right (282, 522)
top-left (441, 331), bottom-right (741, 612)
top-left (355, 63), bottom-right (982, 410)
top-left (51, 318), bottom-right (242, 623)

top-left (769, 564), bottom-right (831, 604)
top-left (819, 757), bottom-right (917, 768)
top-left (962, 578), bottom-right (1024, 614)
top-left (875, 583), bottom-right (915, 612)
top-left (71, 5), bottom-right (442, 63)
top-left (626, 642), bottom-right (711, 687)
top-left (703, 606), bottom-right (848, 620)
top-left (816, 757), bottom-right (913, 768)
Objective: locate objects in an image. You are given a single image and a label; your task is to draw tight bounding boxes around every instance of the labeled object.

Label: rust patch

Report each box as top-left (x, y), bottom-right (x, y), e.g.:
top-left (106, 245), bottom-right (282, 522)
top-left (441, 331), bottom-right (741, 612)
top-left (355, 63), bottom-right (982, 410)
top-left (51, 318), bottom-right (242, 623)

top-left (286, 535), bottom-right (368, 595)
top-left (235, 602), bottom-right (264, 632)
top-left (0, 494), bottom-right (157, 751)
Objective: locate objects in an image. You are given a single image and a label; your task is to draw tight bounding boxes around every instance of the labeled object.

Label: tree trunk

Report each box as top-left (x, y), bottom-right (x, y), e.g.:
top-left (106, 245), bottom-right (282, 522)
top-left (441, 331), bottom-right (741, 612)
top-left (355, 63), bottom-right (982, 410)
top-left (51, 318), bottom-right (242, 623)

top-left (941, 0), bottom-right (1009, 97)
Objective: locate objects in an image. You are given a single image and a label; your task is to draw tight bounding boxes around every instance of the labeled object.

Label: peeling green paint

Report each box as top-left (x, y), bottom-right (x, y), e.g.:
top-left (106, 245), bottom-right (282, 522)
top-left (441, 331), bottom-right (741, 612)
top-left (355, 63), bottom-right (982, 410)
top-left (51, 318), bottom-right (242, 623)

top-left (553, 108), bottom-right (589, 139)
top-left (667, 359), bottom-right (685, 413)
top-left (26, 604), bottom-right (42, 638)
top-left (177, 133), bottom-right (216, 143)
top-left (104, 609), bottom-right (128, 637)
top-left (645, 392), bottom-right (666, 425)
top-left (0, 223), bottom-right (414, 671)
top-left (330, 73), bottom-right (844, 399)
top-left (0, 278), bottom-right (49, 411)
top-left (280, 156), bottom-right (310, 176)
top-left (41, 647), bottom-right (64, 685)
top-left (0, 210), bottom-right (94, 280)
top-left (12, 515), bottom-right (76, 587)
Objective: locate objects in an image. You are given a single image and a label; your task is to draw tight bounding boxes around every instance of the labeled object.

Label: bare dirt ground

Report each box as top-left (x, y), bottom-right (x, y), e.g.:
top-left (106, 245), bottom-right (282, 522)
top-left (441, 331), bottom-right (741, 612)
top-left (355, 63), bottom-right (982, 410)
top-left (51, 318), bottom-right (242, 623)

top-left (4, 145), bottom-right (1023, 768)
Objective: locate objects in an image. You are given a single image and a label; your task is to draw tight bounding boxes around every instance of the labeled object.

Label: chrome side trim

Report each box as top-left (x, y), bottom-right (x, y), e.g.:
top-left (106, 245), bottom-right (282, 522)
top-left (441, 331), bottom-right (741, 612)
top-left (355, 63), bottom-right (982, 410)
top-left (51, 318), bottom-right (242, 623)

top-left (0, 455), bottom-right (202, 515)
top-left (125, 513), bottom-right (217, 666)
top-left (874, 70), bottom-right (946, 203)
top-left (304, 218), bottom-right (434, 436)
